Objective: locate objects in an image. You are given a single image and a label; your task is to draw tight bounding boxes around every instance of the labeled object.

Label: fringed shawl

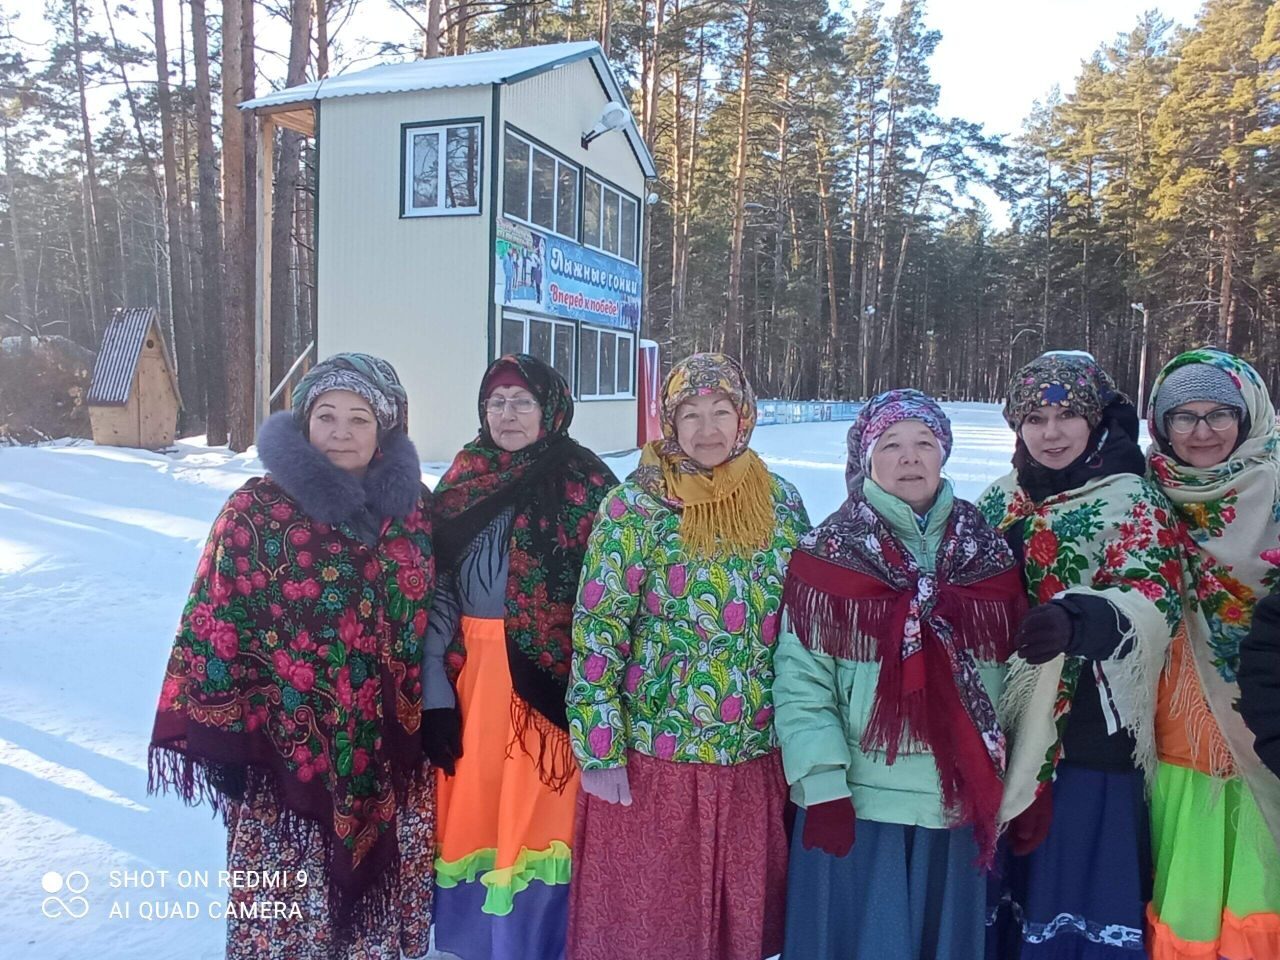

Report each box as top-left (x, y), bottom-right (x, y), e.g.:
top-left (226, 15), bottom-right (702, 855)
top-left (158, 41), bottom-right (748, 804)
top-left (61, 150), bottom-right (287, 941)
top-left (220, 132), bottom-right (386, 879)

top-left (1147, 348), bottom-right (1280, 850)
top-left (149, 473), bottom-right (434, 931)
top-left (977, 470), bottom-right (1184, 822)
top-left (783, 487), bottom-right (1025, 865)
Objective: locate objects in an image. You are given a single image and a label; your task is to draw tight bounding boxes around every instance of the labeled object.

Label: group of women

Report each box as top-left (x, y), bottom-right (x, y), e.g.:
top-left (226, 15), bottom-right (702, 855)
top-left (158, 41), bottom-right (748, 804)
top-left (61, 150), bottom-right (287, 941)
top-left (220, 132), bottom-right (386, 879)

top-left (148, 344), bottom-right (1280, 960)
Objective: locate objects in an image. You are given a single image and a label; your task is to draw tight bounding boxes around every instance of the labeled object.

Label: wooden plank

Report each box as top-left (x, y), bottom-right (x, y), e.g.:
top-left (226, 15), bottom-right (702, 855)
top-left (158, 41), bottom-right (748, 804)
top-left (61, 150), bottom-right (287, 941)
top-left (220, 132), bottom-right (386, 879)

top-left (252, 101), bottom-right (317, 137)
top-left (136, 338), bottom-right (179, 448)
top-left (255, 115), bottom-right (275, 429)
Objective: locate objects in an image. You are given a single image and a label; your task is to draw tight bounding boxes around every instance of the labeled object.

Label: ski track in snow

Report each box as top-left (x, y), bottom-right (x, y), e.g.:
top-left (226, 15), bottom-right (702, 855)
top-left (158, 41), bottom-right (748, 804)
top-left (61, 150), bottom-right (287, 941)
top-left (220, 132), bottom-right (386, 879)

top-left (0, 405), bottom-right (1042, 958)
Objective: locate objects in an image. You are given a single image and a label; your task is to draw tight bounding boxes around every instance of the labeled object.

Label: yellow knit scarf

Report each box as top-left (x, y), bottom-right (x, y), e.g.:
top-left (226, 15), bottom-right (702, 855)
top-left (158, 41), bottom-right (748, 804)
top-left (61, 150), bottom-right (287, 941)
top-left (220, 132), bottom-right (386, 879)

top-left (639, 442), bottom-right (776, 556)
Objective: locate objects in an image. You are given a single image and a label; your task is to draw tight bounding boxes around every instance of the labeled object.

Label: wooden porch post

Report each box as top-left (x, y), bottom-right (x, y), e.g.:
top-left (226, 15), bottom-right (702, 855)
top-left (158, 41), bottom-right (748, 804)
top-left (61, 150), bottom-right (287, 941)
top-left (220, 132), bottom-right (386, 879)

top-left (255, 113), bottom-right (275, 427)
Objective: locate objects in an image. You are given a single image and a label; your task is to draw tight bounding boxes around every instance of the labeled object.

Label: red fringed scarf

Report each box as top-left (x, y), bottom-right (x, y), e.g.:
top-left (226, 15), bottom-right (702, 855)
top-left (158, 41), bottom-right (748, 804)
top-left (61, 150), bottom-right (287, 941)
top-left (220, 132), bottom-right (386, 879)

top-left (783, 494), bottom-right (1026, 865)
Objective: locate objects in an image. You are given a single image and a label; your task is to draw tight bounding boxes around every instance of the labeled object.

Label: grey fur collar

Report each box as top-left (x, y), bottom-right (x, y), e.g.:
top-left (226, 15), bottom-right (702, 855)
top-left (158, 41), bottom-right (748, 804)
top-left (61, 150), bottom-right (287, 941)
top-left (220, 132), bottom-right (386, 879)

top-left (256, 411), bottom-right (424, 525)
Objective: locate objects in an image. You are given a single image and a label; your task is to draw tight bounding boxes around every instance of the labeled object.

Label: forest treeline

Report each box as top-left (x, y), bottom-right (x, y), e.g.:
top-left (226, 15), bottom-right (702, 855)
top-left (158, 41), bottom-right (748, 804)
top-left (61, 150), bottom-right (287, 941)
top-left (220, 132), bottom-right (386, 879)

top-left (0, 0), bottom-right (1277, 448)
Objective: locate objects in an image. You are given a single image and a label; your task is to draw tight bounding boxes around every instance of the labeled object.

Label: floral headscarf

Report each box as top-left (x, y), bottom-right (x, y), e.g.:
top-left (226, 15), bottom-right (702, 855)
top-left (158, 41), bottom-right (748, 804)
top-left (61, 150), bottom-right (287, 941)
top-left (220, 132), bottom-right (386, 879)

top-left (847, 388), bottom-right (954, 490)
top-left (292, 352), bottom-right (409, 433)
top-left (632, 353), bottom-right (773, 556)
top-left (1004, 352), bottom-right (1126, 430)
top-left (654, 352), bottom-right (757, 472)
top-left (1146, 349), bottom-right (1280, 845)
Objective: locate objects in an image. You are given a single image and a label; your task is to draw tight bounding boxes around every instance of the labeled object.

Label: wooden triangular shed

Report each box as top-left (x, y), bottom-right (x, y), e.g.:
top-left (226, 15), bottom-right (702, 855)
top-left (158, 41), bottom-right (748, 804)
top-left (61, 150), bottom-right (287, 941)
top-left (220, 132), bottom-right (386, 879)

top-left (87, 307), bottom-right (182, 449)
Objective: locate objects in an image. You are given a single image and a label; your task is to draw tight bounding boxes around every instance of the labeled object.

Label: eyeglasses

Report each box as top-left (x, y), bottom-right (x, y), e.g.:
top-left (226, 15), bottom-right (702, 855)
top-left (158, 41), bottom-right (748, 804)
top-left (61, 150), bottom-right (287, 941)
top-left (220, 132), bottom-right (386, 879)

top-left (484, 397), bottom-right (538, 415)
top-left (1165, 408), bottom-right (1240, 435)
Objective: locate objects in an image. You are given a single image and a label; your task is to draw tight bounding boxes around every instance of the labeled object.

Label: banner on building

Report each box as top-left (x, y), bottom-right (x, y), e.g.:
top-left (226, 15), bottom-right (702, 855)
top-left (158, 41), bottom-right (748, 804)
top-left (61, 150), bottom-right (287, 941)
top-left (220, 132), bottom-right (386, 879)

top-left (495, 216), bottom-right (640, 332)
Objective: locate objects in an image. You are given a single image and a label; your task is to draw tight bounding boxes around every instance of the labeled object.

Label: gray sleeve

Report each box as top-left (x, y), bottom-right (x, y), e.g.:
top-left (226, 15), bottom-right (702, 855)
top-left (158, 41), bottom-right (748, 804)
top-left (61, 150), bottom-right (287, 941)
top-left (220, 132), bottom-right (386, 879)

top-left (457, 509), bottom-right (513, 619)
top-left (423, 570), bottom-right (460, 710)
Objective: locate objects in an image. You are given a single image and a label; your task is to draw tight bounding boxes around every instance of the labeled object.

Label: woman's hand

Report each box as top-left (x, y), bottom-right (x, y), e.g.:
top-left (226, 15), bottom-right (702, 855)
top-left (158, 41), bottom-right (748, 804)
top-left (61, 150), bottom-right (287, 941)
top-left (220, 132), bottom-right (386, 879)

top-left (580, 766), bottom-right (633, 806)
top-left (1013, 601), bottom-right (1073, 664)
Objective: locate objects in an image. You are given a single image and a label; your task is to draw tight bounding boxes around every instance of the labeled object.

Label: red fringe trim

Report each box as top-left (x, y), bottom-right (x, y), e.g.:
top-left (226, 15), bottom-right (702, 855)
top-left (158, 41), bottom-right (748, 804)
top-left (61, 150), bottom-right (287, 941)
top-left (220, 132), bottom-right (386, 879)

top-left (782, 551), bottom-right (1024, 867)
top-left (508, 694), bottom-right (577, 794)
top-left (783, 552), bottom-right (1021, 664)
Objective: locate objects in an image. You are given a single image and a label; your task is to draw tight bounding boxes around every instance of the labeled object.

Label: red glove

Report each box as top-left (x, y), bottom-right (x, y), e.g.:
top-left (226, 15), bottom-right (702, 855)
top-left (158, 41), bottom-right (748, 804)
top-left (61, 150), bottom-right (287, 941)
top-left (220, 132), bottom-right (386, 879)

top-left (1010, 784), bottom-right (1053, 857)
top-left (801, 799), bottom-right (856, 858)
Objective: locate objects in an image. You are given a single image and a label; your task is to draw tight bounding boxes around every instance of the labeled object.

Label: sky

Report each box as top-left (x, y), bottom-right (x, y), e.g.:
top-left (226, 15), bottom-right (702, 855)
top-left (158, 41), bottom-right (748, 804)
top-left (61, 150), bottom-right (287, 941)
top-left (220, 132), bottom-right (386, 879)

top-left (925, 0), bottom-right (1206, 140)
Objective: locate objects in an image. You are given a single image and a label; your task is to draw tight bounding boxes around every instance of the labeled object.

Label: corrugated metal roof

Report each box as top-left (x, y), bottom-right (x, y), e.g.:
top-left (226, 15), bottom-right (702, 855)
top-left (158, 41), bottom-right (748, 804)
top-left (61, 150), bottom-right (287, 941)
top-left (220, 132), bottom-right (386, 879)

top-left (87, 307), bottom-right (162, 405)
top-left (240, 41), bottom-right (657, 178)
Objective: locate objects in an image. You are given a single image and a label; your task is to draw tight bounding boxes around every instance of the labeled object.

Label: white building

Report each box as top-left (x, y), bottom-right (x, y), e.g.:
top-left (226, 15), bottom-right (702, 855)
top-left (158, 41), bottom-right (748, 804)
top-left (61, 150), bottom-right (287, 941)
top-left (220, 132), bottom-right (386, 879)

top-left (241, 42), bottom-right (657, 460)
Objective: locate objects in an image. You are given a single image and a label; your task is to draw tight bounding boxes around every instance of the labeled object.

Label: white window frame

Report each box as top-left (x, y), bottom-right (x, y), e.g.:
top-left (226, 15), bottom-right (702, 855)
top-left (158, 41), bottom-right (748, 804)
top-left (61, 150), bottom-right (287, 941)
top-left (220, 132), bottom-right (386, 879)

top-left (502, 130), bottom-right (580, 241)
top-left (578, 325), bottom-right (636, 401)
top-left (499, 311), bottom-right (576, 384)
top-left (582, 173), bottom-right (640, 264)
top-left (401, 120), bottom-right (483, 218)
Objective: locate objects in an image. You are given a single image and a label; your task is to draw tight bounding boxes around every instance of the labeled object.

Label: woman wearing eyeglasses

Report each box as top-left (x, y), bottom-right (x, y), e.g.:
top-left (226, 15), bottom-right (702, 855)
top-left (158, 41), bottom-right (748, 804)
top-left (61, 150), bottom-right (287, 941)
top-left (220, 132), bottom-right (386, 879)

top-left (426, 354), bottom-right (618, 960)
top-left (1145, 349), bottom-right (1280, 960)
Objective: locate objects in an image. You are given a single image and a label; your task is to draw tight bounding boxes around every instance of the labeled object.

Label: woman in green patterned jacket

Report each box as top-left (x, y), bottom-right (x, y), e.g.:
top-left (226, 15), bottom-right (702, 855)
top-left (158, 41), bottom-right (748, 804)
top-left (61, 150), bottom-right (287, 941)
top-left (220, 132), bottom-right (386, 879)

top-left (565, 353), bottom-right (809, 960)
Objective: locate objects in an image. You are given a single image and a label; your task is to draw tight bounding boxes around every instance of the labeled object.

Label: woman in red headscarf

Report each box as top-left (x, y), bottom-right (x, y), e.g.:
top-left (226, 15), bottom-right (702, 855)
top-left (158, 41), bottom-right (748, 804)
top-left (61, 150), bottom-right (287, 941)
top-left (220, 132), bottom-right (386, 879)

top-left (427, 354), bottom-right (617, 960)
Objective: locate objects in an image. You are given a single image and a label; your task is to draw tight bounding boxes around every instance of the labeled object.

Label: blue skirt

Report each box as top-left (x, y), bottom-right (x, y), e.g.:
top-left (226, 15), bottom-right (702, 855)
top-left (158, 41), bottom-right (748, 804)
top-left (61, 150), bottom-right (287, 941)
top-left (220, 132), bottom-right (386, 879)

top-left (991, 763), bottom-right (1150, 959)
top-left (433, 880), bottom-right (567, 960)
top-left (783, 810), bottom-right (987, 960)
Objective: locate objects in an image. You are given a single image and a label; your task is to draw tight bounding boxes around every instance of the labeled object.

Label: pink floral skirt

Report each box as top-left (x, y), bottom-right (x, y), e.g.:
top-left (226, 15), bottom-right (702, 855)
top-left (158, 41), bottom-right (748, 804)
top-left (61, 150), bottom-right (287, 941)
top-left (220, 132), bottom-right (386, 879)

top-left (567, 750), bottom-right (788, 960)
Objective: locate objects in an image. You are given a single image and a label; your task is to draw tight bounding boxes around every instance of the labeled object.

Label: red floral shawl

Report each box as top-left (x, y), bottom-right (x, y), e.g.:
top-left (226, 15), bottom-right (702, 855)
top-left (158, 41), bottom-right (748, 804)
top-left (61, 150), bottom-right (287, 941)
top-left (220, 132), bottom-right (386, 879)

top-left (149, 477), bottom-right (434, 928)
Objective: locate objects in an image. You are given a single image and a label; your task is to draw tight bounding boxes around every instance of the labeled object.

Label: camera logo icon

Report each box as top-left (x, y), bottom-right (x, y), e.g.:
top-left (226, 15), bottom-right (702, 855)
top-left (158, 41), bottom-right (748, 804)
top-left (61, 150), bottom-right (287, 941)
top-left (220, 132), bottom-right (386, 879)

top-left (41, 871), bottom-right (90, 920)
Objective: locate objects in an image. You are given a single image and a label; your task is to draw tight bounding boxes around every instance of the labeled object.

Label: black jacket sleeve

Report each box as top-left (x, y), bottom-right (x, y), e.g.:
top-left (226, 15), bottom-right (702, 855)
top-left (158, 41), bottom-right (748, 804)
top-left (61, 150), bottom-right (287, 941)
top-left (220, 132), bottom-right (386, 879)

top-left (1240, 591), bottom-right (1280, 779)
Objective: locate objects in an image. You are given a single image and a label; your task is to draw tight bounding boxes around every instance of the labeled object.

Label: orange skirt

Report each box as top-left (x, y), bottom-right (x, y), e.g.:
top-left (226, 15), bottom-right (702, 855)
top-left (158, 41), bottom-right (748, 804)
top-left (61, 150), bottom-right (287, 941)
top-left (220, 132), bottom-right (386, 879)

top-left (433, 615), bottom-right (577, 957)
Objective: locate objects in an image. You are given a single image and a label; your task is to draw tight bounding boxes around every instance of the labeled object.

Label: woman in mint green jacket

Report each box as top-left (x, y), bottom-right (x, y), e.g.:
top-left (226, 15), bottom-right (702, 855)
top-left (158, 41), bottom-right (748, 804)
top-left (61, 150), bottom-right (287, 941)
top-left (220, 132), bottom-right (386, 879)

top-left (774, 389), bottom-right (1026, 960)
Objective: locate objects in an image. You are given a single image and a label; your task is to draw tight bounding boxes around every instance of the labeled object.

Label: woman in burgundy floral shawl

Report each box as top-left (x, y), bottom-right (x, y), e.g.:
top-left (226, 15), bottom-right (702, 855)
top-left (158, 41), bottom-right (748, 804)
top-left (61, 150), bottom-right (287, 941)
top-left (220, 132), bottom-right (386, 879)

top-left (149, 353), bottom-right (437, 960)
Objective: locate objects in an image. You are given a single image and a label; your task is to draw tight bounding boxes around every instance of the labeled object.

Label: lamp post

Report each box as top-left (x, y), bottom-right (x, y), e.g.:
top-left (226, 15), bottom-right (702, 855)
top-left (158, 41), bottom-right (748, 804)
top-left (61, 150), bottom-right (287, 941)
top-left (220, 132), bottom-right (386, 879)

top-left (1131, 302), bottom-right (1150, 415)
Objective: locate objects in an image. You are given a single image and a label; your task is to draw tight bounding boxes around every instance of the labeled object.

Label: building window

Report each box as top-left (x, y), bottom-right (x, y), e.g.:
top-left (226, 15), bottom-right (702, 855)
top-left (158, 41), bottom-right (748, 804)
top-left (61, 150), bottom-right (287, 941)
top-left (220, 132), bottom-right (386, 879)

top-left (401, 120), bottom-right (482, 217)
top-left (582, 175), bottom-right (639, 263)
top-left (500, 312), bottom-right (575, 385)
top-left (503, 131), bottom-right (579, 240)
top-left (578, 326), bottom-right (635, 399)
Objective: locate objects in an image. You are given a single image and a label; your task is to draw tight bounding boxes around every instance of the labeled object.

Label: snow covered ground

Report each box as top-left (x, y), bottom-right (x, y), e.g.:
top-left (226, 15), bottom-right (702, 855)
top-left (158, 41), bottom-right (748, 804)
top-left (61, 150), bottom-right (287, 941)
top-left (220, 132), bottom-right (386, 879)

top-left (0, 404), bottom-right (1020, 958)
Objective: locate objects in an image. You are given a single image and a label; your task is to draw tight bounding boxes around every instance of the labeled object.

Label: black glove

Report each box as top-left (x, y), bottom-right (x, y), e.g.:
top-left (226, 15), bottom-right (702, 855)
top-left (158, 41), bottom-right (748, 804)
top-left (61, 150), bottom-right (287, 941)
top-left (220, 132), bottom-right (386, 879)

top-left (1014, 601), bottom-right (1074, 664)
top-left (422, 707), bottom-right (463, 775)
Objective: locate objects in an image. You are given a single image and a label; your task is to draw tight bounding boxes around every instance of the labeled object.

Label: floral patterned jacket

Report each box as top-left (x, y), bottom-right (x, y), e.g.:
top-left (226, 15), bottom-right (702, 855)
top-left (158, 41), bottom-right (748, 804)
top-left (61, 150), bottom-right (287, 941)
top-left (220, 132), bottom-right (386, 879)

top-left (567, 473), bottom-right (810, 769)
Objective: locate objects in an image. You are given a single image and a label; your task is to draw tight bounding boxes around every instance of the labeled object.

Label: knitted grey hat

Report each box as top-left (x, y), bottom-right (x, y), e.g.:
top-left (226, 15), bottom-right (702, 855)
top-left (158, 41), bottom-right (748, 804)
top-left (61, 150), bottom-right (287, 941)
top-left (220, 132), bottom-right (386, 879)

top-left (1153, 363), bottom-right (1246, 433)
